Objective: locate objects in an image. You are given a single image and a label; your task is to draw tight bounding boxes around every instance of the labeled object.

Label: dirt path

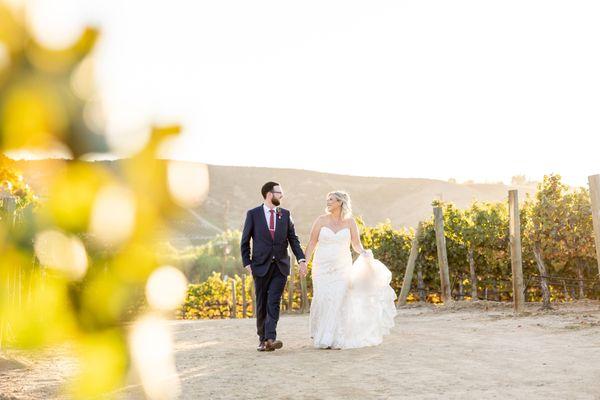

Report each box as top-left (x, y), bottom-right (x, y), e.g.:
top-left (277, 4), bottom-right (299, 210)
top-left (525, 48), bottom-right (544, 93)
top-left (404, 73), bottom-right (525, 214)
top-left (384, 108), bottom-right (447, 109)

top-left (3, 301), bottom-right (600, 399)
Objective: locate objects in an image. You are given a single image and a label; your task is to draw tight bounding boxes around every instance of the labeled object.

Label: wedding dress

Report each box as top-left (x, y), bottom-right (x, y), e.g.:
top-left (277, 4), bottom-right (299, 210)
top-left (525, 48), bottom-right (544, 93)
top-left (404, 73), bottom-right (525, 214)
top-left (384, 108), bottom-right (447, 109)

top-left (309, 226), bottom-right (397, 349)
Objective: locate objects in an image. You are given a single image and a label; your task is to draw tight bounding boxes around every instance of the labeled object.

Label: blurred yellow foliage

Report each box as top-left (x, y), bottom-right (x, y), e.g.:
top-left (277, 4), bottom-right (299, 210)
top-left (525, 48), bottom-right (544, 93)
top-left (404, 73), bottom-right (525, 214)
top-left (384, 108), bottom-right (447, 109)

top-left (0, 2), bottom-right (200, 398)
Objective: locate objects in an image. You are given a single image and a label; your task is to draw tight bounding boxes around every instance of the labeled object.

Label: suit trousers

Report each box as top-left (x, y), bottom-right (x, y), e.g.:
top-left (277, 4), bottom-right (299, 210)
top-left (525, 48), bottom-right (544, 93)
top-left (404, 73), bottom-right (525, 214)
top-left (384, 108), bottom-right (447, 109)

top-left (253, 261), bottom-right (288, 341)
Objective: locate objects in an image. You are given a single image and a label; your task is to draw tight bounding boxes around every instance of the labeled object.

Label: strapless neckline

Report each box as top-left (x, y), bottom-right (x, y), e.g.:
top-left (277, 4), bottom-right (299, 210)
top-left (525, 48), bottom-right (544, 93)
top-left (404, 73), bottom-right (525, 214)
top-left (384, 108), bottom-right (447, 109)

top-left (320, 226), bottom-right (350, 235)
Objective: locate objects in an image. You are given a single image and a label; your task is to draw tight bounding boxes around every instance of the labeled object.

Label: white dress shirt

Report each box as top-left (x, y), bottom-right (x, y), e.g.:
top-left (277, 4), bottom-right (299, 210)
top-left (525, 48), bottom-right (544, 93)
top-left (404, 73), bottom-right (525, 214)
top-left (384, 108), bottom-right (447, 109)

top-left (263, 204), bottom-right (277, 230)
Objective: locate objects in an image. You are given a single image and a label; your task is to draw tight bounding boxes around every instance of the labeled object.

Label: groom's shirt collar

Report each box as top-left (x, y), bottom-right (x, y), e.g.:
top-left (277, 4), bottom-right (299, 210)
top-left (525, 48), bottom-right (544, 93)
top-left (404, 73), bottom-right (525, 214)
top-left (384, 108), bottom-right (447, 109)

top-left (262, 203), bottom-right (277, 229)
top-left (263, 203), bottom-right (275, 212)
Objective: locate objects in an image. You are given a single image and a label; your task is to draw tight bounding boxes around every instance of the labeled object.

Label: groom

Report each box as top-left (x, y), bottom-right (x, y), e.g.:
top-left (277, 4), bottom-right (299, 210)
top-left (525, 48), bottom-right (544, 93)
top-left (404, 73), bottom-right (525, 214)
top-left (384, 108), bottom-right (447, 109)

top-left (241, 181), bottom-right (307, 352)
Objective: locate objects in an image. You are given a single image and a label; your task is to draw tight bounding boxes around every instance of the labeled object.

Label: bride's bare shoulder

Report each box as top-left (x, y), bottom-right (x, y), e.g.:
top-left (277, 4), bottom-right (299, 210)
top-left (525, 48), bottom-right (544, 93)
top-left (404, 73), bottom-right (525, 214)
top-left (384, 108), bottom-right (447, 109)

top-left (345, 217), bottom-right (358, 228)
top-left (314, 214), bottom-right (329, 224)
top-left (311, 214), bottom-right (329, 227)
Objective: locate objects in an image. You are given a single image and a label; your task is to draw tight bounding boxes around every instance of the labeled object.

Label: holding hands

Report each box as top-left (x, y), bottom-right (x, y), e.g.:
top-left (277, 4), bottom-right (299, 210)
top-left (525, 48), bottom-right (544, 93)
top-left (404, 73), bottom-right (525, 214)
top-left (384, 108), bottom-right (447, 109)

top-left (298, 261), bottom-right (308, 277)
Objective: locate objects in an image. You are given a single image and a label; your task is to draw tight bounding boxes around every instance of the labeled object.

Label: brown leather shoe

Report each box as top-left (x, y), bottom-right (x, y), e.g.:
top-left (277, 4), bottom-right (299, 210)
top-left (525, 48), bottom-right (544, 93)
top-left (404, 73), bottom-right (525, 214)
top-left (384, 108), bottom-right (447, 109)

top-left (265, 339), bottom-right (283, 351)
top-left (257, 341), bottom-right (266, 352)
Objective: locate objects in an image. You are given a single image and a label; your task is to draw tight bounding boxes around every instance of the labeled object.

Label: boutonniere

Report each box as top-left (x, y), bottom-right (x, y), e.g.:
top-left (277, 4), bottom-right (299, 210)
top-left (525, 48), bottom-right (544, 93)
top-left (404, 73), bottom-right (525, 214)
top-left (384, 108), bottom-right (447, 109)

top-left (275, 207), bottom-right (282, 220)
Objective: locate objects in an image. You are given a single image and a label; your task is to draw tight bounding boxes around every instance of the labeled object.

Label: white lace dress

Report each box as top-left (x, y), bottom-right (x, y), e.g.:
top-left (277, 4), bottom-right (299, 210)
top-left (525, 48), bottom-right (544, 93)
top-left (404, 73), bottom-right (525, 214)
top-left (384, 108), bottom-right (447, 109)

top-left (309, 227), bottom-right (397, 349)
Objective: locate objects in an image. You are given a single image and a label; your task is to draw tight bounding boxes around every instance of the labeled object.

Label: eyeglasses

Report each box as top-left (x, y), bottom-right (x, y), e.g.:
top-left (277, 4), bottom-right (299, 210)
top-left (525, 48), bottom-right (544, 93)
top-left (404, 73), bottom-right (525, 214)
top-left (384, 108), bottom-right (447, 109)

top-left (271, 190), bottom-right (283, 195)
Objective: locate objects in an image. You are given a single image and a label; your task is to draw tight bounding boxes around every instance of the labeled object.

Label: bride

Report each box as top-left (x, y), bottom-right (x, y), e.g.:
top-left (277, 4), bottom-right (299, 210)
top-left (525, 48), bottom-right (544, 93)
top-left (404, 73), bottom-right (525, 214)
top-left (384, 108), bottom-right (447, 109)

top-left (302, 191), bottom-right (397, 349)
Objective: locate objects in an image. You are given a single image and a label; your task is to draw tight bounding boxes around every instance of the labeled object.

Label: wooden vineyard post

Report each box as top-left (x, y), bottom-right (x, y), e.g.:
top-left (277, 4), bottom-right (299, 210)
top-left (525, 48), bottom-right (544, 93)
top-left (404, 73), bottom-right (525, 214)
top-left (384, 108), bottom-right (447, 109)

top-left (508, 190), bottom-right (525, 314)
top-left (250, 279), bottom-right (256, 318)
top-left (587, 175), bottom-right (600, 277)
top-left (300, 274), bottom-right (309, 313)
top-left (230, 279), bottom-right (237, 319)
top-left (433, 207), bottom-right (452, 304)
top-left (287, 257), bottom-right (295, 313)
top-left (397, 223), bottom-right (423, 306)
top-left (242, 273), bottom-right (247, 318)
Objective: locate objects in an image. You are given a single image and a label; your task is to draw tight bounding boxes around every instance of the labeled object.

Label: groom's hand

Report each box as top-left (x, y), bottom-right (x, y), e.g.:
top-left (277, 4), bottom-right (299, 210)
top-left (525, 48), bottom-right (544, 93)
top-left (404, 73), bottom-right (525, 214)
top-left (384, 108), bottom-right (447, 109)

top-left (298, 261), bottom-right (308, 277)
top-left (245, 265), bottom-right (252, 273)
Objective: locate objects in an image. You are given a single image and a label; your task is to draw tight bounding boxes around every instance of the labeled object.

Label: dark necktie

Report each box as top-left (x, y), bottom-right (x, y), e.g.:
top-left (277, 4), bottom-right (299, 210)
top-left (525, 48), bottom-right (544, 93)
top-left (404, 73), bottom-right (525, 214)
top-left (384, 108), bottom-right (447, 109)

top-left (269, 210), bottom-right (275, 240)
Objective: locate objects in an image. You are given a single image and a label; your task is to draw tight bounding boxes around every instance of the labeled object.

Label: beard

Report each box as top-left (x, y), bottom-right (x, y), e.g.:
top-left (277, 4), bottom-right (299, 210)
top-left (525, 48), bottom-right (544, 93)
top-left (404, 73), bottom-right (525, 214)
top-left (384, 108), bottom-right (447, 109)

top-left (271, 197), bottom-right (281, 206)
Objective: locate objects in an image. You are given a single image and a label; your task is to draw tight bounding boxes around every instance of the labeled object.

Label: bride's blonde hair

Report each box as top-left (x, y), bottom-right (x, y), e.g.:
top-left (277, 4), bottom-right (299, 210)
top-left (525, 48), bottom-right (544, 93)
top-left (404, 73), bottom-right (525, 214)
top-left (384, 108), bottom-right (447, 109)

top-left (326, 191), bottom-right (352, 220)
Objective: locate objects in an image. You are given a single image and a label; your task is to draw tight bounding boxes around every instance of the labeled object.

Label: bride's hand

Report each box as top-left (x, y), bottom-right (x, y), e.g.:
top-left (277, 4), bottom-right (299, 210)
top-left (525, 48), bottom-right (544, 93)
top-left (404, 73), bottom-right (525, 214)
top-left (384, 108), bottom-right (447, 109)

top-left (362, 249), bottom-right (373, 259)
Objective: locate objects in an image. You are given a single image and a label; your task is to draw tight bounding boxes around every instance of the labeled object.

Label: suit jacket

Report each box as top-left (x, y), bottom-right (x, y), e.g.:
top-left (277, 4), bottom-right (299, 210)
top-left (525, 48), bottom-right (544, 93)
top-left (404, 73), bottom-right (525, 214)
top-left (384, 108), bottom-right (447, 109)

top-left (240, 205), bottom-right (305, 277)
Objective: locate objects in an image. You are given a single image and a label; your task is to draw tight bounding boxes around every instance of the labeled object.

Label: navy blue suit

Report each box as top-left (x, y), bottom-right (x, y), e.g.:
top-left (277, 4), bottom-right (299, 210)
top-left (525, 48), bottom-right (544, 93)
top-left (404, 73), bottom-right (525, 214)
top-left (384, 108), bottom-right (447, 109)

top-left (240, 205), bottom-right (305, 341)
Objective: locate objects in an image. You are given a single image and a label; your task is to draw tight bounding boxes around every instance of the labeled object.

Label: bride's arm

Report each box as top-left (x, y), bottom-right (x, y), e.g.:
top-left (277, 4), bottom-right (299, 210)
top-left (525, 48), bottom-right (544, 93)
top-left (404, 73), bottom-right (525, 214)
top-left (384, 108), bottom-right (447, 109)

top-left (349, 218), bottom-right (368, 255)
top-left (303, 217), bottom-right (322, 264)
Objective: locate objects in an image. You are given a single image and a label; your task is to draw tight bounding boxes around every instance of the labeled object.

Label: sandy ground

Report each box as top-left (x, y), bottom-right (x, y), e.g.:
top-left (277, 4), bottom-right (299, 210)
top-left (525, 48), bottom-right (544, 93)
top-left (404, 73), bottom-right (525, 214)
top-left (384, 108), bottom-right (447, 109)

top-left (2, 301), bottom-right (600, 400)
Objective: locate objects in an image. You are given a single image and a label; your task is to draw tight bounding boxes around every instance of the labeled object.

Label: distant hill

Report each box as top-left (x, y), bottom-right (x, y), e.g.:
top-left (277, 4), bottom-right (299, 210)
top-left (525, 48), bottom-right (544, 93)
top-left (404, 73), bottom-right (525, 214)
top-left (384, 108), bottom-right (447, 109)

top-left (14, 159), bottom-right (539, 244)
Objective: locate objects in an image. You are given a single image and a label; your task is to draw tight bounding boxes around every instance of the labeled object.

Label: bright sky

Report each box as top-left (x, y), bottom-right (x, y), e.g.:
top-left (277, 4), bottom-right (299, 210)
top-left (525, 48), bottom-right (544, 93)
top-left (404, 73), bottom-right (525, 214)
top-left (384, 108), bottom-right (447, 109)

top-left (20, 0), bottom-right (600, 186)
